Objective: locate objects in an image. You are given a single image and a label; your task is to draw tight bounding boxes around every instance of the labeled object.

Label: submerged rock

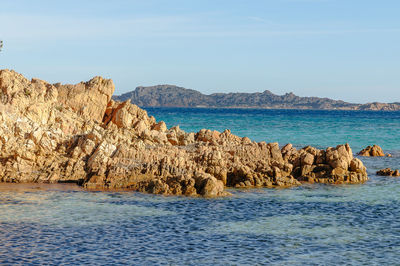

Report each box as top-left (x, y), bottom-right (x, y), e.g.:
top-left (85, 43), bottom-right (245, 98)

top-left (0, 69), bottom-right (369, 197)
top-left (376, 168), bottom-right (400, 177)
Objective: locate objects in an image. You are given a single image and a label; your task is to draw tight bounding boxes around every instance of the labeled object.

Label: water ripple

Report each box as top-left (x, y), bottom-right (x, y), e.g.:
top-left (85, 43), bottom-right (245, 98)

top-left (1, 109), bottom-right (400, 265)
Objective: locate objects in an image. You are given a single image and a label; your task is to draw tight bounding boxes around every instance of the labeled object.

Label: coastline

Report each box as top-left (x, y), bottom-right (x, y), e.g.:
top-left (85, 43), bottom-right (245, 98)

top-left (0, 69), bottom-right (369, 197)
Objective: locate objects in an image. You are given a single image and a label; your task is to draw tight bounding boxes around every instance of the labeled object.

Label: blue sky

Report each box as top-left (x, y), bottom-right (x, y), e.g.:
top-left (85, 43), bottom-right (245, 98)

top-left (0, 0), bottom-right (399, 103)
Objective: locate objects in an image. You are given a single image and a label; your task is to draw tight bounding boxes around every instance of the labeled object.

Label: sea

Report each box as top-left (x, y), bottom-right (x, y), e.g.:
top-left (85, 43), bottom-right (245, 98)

top-left (1, 108), bottom-right (400, 265)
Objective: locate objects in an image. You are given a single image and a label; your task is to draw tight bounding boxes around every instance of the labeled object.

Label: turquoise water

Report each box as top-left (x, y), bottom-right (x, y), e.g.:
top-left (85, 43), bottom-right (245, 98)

top-left (1, 108), bottom-right (400, 265)
top-left (146, 108), bottom-right (400, 152)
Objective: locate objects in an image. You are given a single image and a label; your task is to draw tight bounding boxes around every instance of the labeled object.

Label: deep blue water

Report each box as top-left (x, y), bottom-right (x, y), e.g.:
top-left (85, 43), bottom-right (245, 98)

top-left (1, 108), bottom-right (400, 265)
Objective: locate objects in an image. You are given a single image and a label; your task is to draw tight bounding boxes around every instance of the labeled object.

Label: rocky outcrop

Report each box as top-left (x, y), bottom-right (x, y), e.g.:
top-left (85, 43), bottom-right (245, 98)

top-left (0, 70), bottom-right (369, 197)
top-left (358, 145), bottom-right (386, 157)
top-left (55, 77), bottom-right (114, 123)
top-left (114, 85), bottom-right (400, 111)
top-left (376, 168), bottom-right (400, 177)
top-left (358, 102), bottom-right (400, 111)
top-left (281, 143), bottom-right (367, 184)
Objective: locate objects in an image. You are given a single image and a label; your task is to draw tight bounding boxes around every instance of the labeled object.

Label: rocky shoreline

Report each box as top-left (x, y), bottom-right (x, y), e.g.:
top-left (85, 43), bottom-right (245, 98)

top-left (0, 70), bottom-right (368, 197)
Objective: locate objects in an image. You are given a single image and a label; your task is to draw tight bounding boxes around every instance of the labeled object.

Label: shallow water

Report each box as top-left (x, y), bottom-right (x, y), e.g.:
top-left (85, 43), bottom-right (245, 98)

top-left (1, 108), bottom-right (400, 265)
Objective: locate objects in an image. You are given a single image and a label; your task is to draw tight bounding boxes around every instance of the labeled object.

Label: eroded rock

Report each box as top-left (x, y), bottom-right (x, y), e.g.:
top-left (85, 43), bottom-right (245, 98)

top-left (358, 145), bottom-right (385, 157)
top-left (0, 70), bottom-right (369, 197)
top-left (376, 168), bottom-right (400, 177)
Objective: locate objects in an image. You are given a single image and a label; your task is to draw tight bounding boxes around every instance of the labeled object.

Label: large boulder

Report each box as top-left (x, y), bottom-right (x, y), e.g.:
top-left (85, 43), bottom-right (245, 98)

top-left (55, 76), bottom-right (114, 123)
top-left (195, 172), bottom-right (227, 197)
top-left (358, 145), bottom-right (385, 157)
top-left (289, 144), bottom-right (367, 184)
top-left (103, 100), bottom-right (155, 132)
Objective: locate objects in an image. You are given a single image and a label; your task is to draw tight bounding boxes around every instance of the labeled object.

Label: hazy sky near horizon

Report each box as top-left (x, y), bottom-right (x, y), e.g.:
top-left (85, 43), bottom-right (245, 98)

top-left (0, 0), bottom-right (399, 103)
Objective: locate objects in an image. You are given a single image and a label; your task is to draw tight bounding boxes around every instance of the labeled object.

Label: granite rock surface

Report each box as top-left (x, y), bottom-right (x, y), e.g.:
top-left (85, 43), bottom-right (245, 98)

top-left (0, 70), bottom-right (369, 196)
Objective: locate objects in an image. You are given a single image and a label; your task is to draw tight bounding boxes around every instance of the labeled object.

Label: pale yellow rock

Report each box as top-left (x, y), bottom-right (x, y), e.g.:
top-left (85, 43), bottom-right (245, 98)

top-left (55, 76), bottom-right (114, 123)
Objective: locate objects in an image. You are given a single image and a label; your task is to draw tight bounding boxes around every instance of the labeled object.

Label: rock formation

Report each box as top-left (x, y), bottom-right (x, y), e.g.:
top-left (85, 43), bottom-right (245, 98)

top-left (114, 85), bottom-right (400, 111)
top-left (0, 70), bottom-right (368, 197)
top-left (358, 145), bottom-right (386, 157)
top-left (376, 168), bottom-right (400, 177)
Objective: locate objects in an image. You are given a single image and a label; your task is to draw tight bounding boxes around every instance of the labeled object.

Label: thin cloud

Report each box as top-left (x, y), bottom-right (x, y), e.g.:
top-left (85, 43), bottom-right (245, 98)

top-left (1, 13), bottom-right (399, 42)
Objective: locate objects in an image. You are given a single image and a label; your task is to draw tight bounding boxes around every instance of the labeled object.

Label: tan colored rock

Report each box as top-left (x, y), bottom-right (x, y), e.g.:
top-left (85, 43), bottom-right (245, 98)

top-left (103, 100), bottom-right (153, 131)
top-left (268, 142), bottom-right (283, 162)
top-left (281, 143), bottom-right (293, 154)
top-left (350, 158), bottom-right (366, 173)
top-left (134, 120), bottom-right (148, 135)
top-left (290, 144), bottom-right (367, 184)
top-left (85, 175), bottom-right (105, 189)
top-left (195, 129), bottom-right (222, 145)
top-left (358, 145), bottom-right (385, 157)
top-left (301, 153), bottom-right (314, 166)
top-left (112, 102), bottom-right (134, 128)
top-left (326, 144), bottom-right (353, 170)
top-left (55, 76), bottom-right (114, 123)
top-left (153, 121), bottom-right (167, 132)
top-left (242, 137), bottom-right (252, 145)
top-left (196, 173), bottom-right (226, 197)
top-left (0, 70), bottom-right (370, 197)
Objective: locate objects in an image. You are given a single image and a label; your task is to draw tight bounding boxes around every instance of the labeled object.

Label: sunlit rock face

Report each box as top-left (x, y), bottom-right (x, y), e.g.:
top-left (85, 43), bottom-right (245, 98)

top-left (358, 145), bottom-right (386, 157)
top-left (0, 70), bottom-right (368, 197)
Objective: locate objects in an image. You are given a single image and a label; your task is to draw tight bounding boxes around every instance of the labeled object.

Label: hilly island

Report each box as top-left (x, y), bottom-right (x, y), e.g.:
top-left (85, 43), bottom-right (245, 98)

top-left (114, 85), bottom-right (400, 111)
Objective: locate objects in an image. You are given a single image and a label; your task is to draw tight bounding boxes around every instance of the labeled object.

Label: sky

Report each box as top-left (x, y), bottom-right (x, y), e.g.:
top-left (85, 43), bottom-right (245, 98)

top-left (0, 0), bottom-right (399, 103)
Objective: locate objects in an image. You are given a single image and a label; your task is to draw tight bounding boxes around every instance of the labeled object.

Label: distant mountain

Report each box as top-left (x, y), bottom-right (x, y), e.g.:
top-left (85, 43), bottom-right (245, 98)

top-left (113, 85), bottom-right (400, 111)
